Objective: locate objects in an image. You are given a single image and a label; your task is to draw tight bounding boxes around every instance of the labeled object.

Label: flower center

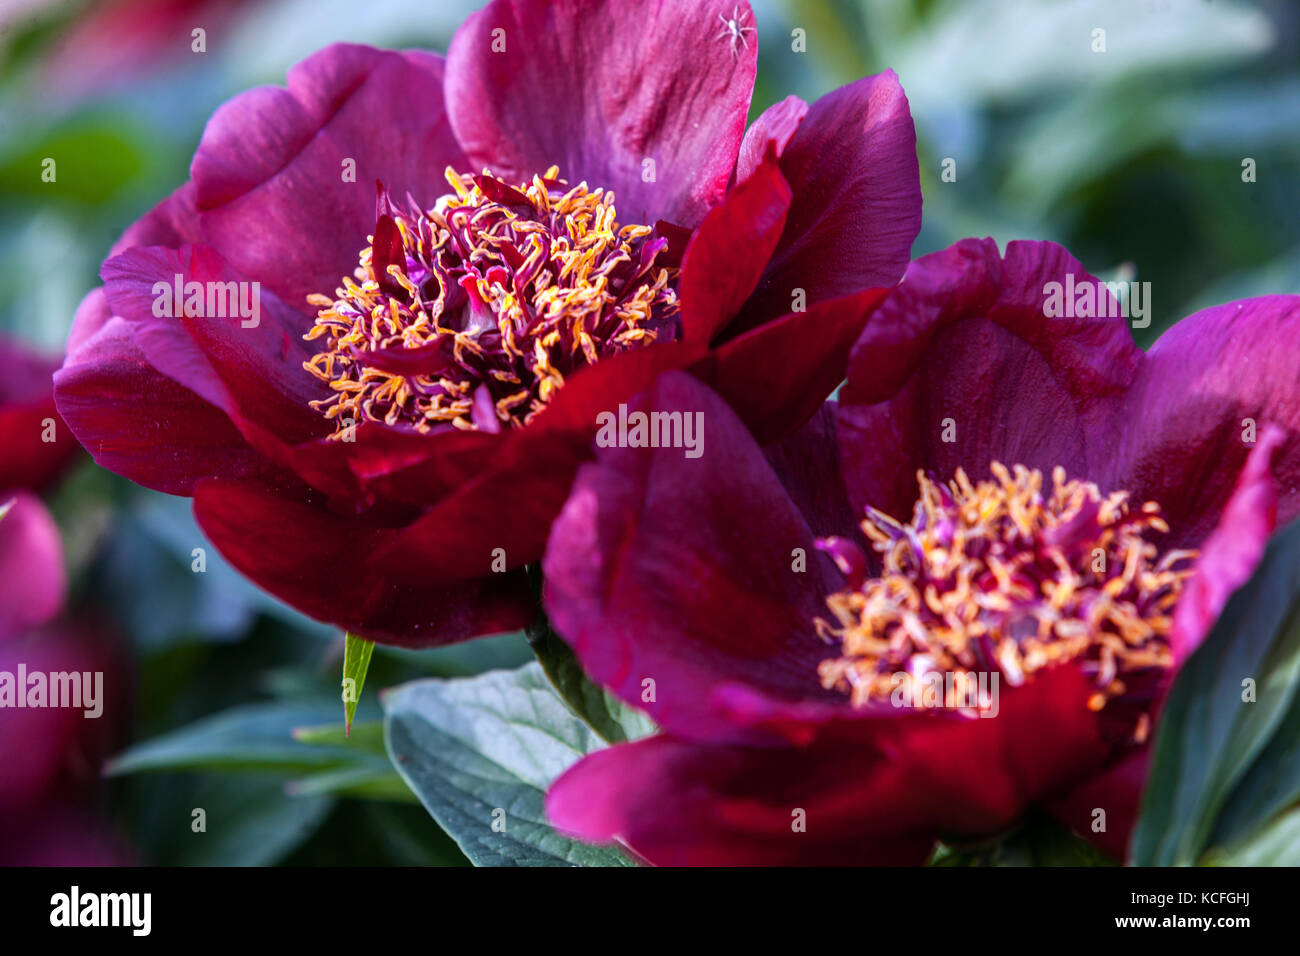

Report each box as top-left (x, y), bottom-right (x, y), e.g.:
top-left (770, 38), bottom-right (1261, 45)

top-left (303, 167), bottom-right (680, 438)
top-left (816, 463), bottom-right (1197, 726)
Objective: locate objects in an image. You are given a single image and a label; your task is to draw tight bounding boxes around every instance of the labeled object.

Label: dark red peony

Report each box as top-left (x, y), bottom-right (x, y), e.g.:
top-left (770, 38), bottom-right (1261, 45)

top-left (541, 239), bottom-right (1300, 865)
top-left (54, 0), bottom-right (920, 645)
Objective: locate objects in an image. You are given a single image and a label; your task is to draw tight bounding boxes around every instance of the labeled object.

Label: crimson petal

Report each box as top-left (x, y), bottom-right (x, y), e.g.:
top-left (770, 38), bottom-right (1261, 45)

top-left (735, 71), bottom-right (921, 332)
top-left (541, 372), bottom-right (844, 744)
top-left (193, 44), bottom-right (468, 309)
top-left (193, 476), bottom-right (533, 646)
top-left (445, 0), bottom-right (756, 228)
top-left (837, 238), bottom-right (1141, 521)
top-left (679, 149), bottom-right (791, 346)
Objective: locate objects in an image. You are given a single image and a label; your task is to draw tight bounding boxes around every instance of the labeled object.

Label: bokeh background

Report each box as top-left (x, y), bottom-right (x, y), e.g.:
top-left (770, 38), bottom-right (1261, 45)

top-left (1, 0), bottom-right (1297, 865)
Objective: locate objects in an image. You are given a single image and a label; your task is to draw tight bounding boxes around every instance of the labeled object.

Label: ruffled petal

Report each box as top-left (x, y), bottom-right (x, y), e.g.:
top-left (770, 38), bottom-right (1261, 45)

top-left (192, 476), bottom-right (533, 646)
top-left (445, 0), bottom-right (756, 227)
top-left (734, 71), bottom-right (920, 331)
top-left (193, 44), bottom-right (468, 309)
top-left (837, 238), bottom-right (1142, 520)
top-left (54, 315), bottom-right (265, 495)
top-left (100, 244), bottom-right (329, 445)
top-left (1105, 295), bottom-right (1300, 546)
top-left (542, 372), bottom-right (846, 743)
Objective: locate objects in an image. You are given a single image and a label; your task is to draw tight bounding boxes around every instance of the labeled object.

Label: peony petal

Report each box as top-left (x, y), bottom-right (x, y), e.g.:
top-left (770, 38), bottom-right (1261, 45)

top-left (0, 336), bottom-right (80, 492)
top-left (445, 0), bottom-right (756, 227)
top-left (691, 285), bottom-right (886, 446)
top-left (0, 621), bottom-right (124, 819)
top-left (679, 149), bottom-right (791, 345)
top-left (548, 664), bottom-right (1113, 865)
top-left (1169, 427), bottom-right (1284, 665)
top-left (761, 401), bottom-right (861, 542)
top-left (546, 734), bottom-right (934, 866)
top-left (54, 316), bottom-right (265, 495)
top-left (542, 372), bottom-right (846, 744)
top-left (369, 338), bottom-right (705, 572)
top-left (837, 238), bottom-right (1142, 521)
top-left (1105, 295), bottom-right (1300, 546)
top-left (734, 94), bottom-right (808, 185)
top-left (0, 493), bottom-right (65, 640)
top-left (1046, 749), bottom-right (1148, 862)
top-left (734, 71), bottom-right (920, 331)
top-left (100, 244), bottom-right (329, 445)
top-left (193, 476), bottom-right (533, 646)
top-left (193, 44), bottom-right (467, 309)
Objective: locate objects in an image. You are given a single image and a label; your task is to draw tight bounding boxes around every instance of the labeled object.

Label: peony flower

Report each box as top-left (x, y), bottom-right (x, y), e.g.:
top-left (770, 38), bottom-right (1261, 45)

top-left (54, 0), bottom-right (920, 646)
top-left (0, 493), bottom-right (128, 865)
top-left (541, 238), bottom-right (1299, 865)
top-left (0, 336), bottom-right (81, 493)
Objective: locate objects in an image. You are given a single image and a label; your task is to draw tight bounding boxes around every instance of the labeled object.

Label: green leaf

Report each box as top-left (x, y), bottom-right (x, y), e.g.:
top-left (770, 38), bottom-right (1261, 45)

top-left (292, 720), bottom-right (387, 754)
top-left (1132, 519), bottom-right (1300, 865)
top-left (166, 775), bottom-right (334, 866)
top-left (527, 615), bottom-right (655, 744)
top-left (929, 816), bottom-right (1116, 867)
top-left (383, 663), bottom-right (637, 866)
top-left (107, 701), bottom-right (380, 776)
top-left (342, 632), bottom-right (375, 736)
top-left (285, 765), bottom-right (417, 803)
top-left (1204, 809), bottom-right (1300, 866)
top-left (1206, 678), bottom-right (1300, 852)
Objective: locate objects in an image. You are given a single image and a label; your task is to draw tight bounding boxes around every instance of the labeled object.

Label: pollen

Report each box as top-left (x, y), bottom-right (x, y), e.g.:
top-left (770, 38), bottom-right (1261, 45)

top-left (816, 463), bottom-right (1197, 714)
top-left (302, 167), bottom-right (680, 438)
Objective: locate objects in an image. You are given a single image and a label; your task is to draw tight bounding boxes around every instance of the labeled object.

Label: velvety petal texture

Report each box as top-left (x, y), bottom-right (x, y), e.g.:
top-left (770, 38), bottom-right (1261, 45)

top-left (445, 0), bottom-right (757, 228)
top-left (838, 238), bottom-right (1141, 522)
top-left (1106, 297), bottom-right (1300, 545)
top-left (193, 44), bottom-right (468, 308)
top-left (838, 238), bottom-right (1300, 543)
top-left (56, 307), bottom-right (265, 496)
top-left (550, 664), bottom-right (1113, 865)
top-left (734, 71), bottom-right (921, 332)
top-left (193, 477), bottom-right (534, 645)
top-left (543, 373), bottom-right (845, 744)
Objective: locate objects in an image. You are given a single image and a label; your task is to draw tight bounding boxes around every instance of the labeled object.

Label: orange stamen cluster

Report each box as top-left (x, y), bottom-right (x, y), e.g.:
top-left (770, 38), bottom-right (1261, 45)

top-left (817, 463), bottom-right (1197, 719)
top-left (303, 166), bottom-right (679, 438)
